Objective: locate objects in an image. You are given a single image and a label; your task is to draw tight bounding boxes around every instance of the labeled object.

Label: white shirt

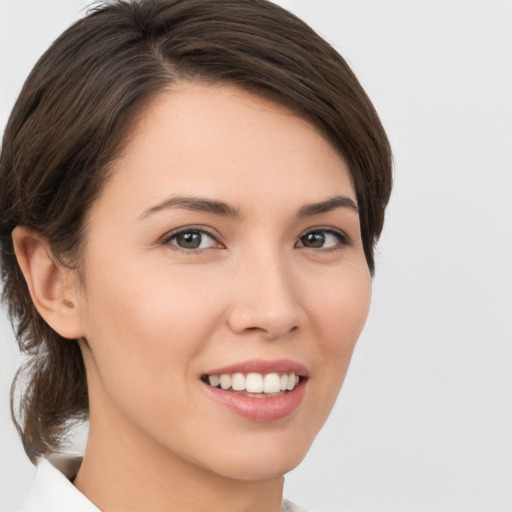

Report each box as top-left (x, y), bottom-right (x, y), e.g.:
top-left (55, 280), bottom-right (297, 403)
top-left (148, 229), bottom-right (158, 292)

top-left (20, 456), bottom-right (309, 512)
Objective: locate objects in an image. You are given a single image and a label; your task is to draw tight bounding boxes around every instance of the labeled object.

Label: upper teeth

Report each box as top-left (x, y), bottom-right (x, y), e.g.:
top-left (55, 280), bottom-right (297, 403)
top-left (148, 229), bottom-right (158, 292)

top-left (208, 372), bottom-right (300, 393)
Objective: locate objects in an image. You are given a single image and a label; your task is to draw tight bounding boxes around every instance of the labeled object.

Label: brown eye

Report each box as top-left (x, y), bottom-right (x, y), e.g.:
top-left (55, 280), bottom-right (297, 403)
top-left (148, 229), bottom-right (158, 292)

top-left (296, 229), bottom-right (348, 250)
top-left (176, 232), bottom-right (202, 249)
top-left (166, 229), bottom-right (219, 250)
top-left (300, 231), bottom-right (326, 248)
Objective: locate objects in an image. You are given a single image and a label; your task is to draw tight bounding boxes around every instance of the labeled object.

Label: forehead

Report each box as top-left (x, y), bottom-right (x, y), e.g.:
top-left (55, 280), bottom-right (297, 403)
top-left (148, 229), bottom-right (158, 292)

top-left (98, 82), bottom-right (355, 217)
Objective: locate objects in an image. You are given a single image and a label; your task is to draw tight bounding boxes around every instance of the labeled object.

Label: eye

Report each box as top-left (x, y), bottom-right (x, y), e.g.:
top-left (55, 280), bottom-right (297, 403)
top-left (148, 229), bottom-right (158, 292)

top-left (296, 229), bottom-right (349, 250)
top-left (164, 228), bottom-right (221, 251)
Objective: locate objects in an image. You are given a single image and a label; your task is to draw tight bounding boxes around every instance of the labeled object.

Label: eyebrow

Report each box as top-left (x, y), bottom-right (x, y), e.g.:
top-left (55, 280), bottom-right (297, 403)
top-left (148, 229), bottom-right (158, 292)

top-left (139, 196), bottom-right (242, 220)
top-left (139, 194), bottom-right (358, 220)
top-left (297, 195), bottom-right (359, 217)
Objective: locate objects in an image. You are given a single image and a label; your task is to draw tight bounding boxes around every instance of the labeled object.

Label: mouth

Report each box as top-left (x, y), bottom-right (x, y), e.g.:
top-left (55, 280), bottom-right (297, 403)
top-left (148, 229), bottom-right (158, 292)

top-left (201, 371), bottom-right (303, 398)
top-left (200, 360), bottom-right (309, 422)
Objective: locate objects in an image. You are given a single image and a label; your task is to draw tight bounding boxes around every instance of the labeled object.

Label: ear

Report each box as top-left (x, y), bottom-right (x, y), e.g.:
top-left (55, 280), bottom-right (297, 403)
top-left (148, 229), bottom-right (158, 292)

top-left (12, 226), bottom-right (85, 339)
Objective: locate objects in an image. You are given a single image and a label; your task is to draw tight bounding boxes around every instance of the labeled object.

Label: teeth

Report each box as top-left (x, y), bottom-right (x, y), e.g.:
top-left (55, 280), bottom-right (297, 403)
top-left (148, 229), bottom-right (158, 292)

top-left (208, 375), bottom-right (220, 387)
top-left (280, 374), bottom-right (288, 391)
top-left (263, 373), bottom-right (281, 393)
top-left (219, 374), bottom-right (232, 390)
top-left (246, 373), bottom-right (264, 393)
top-left (286, 372), bottom-right (295, 391)
top-left (231, 373), bottom-right (245, 391)
top-left (207, 372), bottom-right (300, 393)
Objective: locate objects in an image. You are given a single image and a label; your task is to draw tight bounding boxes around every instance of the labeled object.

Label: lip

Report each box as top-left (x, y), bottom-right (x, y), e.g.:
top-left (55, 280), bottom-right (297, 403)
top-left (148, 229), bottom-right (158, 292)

top-left (202, 378), bottom-right (307, 422)
top-left (204, 358), bottom-right (309, 377)
top-left (201, 359), bottom-right (309, 422)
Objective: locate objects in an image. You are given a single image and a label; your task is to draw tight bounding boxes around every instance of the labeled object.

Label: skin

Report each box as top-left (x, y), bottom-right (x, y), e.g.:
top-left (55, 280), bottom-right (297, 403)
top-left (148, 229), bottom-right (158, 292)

top-left (13, 83), bottom-right (371, 512)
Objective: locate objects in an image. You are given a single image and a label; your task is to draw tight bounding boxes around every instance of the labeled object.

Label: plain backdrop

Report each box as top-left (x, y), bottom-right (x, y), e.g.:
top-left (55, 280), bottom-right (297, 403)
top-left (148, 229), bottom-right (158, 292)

top-left (1, 1), bottom-right (511, 511)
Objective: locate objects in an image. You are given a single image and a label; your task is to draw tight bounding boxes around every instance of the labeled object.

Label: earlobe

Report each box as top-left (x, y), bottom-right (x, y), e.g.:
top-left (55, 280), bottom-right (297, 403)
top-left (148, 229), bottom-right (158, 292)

top-left (12, 226), bottom-right (85, 340)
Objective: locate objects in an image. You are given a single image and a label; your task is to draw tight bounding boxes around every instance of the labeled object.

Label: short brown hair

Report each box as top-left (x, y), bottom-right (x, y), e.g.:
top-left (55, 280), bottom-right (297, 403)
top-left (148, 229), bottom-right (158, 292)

top-left (0, 0), bottom-right (392, 462)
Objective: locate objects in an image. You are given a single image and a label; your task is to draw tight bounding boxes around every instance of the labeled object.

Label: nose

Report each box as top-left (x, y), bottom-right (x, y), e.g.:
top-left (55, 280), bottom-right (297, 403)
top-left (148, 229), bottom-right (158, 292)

top-left (227, 251), bottom-right (304, 341)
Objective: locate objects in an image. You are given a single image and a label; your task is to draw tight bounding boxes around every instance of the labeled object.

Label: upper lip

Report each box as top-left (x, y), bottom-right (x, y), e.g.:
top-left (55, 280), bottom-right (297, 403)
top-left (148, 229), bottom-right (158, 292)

top-left (204, 359), bottom-right (309, 377)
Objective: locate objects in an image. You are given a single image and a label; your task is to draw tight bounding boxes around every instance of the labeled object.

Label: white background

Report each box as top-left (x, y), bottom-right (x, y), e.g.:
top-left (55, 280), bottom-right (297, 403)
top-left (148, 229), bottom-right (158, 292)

top-left (1, 1), bottom-right (511, 511)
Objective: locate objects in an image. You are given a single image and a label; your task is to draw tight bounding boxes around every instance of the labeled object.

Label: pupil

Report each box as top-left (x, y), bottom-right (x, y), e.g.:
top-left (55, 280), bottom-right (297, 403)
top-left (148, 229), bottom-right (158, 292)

top-left (303, 232), bottom-right (324, 248)
top-left (178, 232), bottom-right (201, 249)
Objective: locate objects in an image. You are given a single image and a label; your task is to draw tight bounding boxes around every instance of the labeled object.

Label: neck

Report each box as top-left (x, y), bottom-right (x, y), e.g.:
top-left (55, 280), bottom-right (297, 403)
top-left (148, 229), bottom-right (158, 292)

top-left (74, 399), bottom-right (284, 512)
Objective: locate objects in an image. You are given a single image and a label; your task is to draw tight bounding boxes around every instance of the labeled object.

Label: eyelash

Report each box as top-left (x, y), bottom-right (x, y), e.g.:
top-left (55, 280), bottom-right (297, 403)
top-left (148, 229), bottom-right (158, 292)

top-left (161, 226), bottom-right (351, 253)
top-left (295, 227), bottom-right (350, 252)
top-left (161, 226), bottom-right (222, 253)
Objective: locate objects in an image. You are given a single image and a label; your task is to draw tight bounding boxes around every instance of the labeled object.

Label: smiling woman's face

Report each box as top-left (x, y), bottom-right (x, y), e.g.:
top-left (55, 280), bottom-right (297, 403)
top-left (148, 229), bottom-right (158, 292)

top-left (73, 82), bottom-right (371, 480)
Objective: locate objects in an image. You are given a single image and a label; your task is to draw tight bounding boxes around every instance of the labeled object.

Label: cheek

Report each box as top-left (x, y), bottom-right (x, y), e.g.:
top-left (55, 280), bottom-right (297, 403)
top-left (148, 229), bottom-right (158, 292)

top-left (305, 263), bottom-right (371, 412)
top-left (82, 250), bottom-right (221, 341)
top-left (77, 258), bottom-right (225, 416)
top-left (313, 262), bottom-right (372, 357)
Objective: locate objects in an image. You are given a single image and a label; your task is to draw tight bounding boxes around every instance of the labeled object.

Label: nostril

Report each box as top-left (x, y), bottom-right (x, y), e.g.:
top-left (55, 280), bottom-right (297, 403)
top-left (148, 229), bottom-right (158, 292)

top-left (226, 274), bottom-right (303, 338)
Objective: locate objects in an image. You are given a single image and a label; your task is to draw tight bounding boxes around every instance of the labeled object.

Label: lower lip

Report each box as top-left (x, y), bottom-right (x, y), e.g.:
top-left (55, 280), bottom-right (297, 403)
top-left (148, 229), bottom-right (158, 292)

top-left (202, 380), bottom-right (307, 422)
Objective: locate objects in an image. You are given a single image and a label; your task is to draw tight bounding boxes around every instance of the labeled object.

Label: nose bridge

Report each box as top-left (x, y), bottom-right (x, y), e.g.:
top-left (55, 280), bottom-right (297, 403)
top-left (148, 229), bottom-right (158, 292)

top-left (228, 244), bottom-right (302, 339)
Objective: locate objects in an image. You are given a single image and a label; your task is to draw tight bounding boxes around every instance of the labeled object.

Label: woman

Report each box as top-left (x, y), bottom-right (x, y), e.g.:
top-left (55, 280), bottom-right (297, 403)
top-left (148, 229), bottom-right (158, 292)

top-left (0, 0), bottom-right (392, 510)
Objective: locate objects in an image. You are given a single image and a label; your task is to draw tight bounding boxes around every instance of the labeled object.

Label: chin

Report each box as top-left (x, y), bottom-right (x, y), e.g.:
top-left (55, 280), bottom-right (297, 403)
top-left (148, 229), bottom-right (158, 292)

top-left (193, 431), bottom-right (314, 481)
top-left (213, 454), bottom-right (306, 481)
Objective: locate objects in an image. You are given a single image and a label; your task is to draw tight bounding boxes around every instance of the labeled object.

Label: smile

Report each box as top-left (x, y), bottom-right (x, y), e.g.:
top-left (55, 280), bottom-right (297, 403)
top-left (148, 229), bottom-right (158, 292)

top-left (202, 372), bottom-right (301, 396)
top-left (201, 360), bottom-right (308, 421)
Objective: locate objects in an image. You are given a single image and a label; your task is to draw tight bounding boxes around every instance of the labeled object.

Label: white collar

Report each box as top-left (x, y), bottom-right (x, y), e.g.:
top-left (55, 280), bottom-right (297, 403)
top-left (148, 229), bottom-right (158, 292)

top-left (20, 455), bottom-right (100, 512)
top-left (20, 454), bottom-right (308, 512)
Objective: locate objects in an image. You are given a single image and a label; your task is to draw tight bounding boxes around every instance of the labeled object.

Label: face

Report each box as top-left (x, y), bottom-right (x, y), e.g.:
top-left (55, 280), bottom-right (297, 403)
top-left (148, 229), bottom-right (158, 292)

top-left (74, 83), bottom-right (371, 480)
